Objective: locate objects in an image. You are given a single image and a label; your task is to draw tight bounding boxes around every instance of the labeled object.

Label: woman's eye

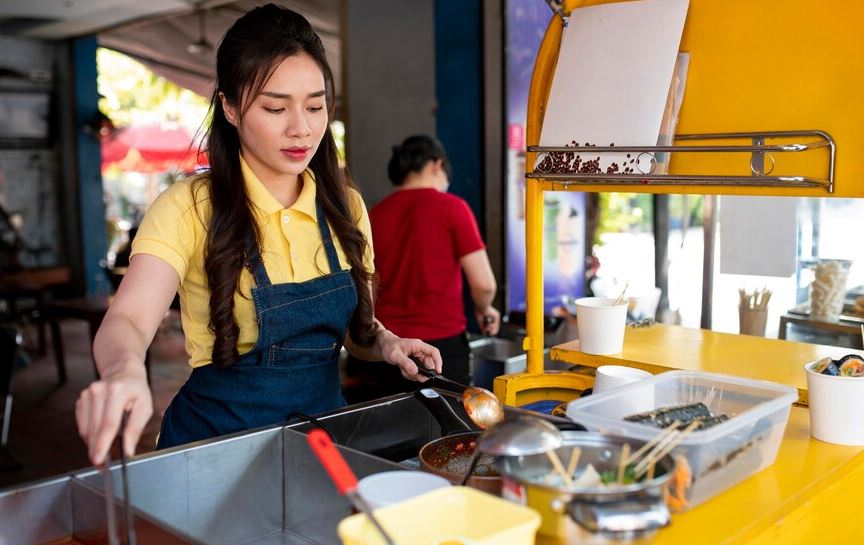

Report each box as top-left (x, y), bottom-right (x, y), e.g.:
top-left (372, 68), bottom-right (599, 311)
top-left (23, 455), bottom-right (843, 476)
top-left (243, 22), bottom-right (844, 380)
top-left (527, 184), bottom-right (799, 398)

top-left (264, 107), bottom-right (284, 114)
top-left (308, 106), bottom-right (324, 112)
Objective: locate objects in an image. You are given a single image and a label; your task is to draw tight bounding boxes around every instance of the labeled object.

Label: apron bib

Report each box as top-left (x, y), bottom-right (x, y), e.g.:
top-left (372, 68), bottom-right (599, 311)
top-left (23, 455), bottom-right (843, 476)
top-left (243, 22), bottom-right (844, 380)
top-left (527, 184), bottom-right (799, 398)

top-left (157, 200), bottom-right (357, 448)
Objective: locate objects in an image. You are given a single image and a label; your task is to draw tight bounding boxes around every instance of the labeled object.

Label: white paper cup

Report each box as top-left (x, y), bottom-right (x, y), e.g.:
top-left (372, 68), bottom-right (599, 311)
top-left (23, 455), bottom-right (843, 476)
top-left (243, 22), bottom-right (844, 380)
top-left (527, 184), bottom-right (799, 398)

top-left (805, 361), bottom-right (864, 445)
top-left (593, 365), bottom-right (653, 394)
top-left (575, 297), bottom-right (628, 355)
top-left (593, 365), bottom-right (654, 413)
top-left (357, 471), bottom-right (451, 510)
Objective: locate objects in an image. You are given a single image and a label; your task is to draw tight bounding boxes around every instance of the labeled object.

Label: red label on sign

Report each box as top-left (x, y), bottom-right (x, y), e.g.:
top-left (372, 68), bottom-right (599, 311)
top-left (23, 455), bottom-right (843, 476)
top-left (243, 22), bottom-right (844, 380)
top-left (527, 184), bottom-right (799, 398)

top-left (508, 124), bottom-right (525, 150)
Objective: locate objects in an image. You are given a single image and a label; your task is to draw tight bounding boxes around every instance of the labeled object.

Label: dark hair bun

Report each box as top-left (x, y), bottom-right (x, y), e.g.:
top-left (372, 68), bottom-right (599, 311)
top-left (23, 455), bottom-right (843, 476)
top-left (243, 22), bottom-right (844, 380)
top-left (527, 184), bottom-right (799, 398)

top-left (387, 134), bottom-right (451, 185)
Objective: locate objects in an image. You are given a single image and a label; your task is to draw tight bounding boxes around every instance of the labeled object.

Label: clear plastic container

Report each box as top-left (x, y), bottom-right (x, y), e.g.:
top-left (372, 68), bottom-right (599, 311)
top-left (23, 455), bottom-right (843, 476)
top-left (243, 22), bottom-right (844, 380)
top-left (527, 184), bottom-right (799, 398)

top-left (566, 370), bottom-right (797, 510)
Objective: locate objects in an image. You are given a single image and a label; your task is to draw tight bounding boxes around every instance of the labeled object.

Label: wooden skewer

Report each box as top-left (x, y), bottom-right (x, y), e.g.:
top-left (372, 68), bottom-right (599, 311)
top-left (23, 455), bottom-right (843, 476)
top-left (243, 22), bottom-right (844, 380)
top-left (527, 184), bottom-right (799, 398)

top-left (626, 421), bottom-right (680, 465)
top-left (546, 449), bottom-right (573, 487)
top-left (617, 443), bottom-right (631, 484)
top-left (635, 429), bottom-right (680, 474)
top-left (646, 460), bottom-right (656, 481)
top-left (635, 420), bottom-right (701, 479)
top-left (614, 281), bottom-right (630, 306)
top-left (566, 447), bottom-right (582, 478)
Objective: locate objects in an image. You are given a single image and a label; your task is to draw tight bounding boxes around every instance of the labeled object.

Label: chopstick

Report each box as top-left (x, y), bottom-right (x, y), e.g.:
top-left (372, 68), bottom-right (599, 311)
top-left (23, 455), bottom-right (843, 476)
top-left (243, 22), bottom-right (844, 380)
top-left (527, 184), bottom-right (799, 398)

top-left (566, 447), bottom-right (582, 478)
top-left (119, 412), bottom-right (137, 545)
top-left (634, 420), bottom-right (700, 479)
top-left (625, 421), bottom-right (680, 465)
top-left (101, 453), bottom-right (120, 545)
top-left (617, 443), bottom-right (631, 484)
top-left (546, 449), bottom-right (573, 487)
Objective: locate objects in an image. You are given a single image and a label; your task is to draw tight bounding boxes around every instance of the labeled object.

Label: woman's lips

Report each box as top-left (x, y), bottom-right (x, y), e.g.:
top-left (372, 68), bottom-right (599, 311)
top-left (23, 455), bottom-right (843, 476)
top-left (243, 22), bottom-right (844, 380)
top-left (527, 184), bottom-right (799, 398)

top-left (281, 147), bottom-right (309, 160)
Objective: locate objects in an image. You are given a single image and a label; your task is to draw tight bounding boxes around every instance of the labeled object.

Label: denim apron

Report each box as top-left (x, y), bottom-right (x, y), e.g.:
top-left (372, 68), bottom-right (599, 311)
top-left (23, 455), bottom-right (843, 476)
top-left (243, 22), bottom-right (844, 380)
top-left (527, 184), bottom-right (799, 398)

top-left (157, 201), bottom-right (357, 449)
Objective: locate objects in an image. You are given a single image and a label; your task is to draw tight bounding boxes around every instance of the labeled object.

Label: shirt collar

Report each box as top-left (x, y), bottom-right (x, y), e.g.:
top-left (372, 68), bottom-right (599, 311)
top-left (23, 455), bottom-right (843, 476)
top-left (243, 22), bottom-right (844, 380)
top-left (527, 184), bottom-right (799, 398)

top-left (240, 154), bottom-right (318, 221)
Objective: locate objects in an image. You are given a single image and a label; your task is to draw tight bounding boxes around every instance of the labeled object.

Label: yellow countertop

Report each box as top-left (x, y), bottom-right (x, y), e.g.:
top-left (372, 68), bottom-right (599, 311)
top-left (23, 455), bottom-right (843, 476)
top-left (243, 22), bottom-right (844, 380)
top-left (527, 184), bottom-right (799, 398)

top-left (537, 407), bottom-right (864, 545)
top-left (549, 324), bottom-right (864, 405)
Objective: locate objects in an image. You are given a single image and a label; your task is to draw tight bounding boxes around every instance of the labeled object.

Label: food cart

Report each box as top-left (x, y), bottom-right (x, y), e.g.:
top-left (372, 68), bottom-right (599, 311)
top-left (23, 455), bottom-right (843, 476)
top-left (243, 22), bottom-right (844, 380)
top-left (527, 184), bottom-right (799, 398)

top-left (498, 0), bottom-right (864, 543)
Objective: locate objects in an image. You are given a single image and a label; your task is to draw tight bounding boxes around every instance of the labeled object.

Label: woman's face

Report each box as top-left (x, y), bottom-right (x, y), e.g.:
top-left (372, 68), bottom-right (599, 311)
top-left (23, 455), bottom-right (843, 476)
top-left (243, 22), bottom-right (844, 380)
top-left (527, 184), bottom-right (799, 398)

top-left (223, 52), bottom-right (328, 183)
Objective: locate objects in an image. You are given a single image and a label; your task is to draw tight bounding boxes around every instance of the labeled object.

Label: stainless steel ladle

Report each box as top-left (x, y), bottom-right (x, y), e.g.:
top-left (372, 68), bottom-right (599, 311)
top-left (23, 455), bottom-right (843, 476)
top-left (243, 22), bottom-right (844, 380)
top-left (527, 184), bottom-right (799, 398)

top-left (459, 416), bottom-right (564, 485)
top-left (414, 366), bottom-right (504, 429)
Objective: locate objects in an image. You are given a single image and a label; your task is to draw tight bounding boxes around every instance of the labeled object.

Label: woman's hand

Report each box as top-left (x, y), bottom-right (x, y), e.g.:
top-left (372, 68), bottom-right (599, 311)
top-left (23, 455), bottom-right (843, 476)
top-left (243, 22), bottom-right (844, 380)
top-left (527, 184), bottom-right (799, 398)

top-left (75, 366), bottom-right (153, 466)
top-left (475, 305), bottom-right (501, 336)
top-left (376, 329), bottom-right (443, 381)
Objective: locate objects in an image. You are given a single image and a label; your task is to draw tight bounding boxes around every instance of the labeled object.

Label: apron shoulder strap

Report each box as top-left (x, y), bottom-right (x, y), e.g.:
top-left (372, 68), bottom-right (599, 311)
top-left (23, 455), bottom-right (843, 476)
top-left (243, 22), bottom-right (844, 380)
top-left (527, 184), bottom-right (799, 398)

top-left (244, 233), bottom-right (273, 288)
top-left (315, 200), bottom-right (343, 274)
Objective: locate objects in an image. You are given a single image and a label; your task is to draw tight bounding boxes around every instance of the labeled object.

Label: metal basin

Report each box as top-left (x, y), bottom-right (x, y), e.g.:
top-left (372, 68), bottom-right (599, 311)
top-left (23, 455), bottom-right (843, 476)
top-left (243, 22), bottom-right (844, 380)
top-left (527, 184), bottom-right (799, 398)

top-left (0, 475), bottom-right (197, 545)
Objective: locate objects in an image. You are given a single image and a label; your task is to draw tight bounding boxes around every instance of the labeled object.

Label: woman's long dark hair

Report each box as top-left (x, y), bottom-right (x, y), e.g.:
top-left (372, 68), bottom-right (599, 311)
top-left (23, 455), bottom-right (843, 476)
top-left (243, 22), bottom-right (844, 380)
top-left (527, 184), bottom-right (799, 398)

top-left (202, 4), bottom-right (377, 366)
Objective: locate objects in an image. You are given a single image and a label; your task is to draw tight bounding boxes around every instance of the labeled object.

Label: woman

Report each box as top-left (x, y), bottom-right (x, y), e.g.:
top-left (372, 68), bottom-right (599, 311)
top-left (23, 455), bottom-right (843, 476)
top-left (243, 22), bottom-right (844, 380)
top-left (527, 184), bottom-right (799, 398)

top-left (76, 5), bottom-right (441, 465)
top-left (344, 135), bottom-right (499, 401)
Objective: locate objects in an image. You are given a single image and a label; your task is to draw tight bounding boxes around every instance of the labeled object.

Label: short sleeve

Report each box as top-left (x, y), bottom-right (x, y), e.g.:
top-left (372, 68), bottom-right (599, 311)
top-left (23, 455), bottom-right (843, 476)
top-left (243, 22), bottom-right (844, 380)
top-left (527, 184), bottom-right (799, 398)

top-left (450, 197), bottom-right (485, 258)
top-left (349, 188), bottom-right (375, 274)
top-left (130, 180), bottom-right (203, 282)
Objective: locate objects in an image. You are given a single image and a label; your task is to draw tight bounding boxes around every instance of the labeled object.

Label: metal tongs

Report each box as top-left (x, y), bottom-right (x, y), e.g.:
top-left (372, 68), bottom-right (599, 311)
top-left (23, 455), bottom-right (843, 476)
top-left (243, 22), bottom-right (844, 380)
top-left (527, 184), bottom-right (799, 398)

top-left (100, 412), bottom-right (137, 545)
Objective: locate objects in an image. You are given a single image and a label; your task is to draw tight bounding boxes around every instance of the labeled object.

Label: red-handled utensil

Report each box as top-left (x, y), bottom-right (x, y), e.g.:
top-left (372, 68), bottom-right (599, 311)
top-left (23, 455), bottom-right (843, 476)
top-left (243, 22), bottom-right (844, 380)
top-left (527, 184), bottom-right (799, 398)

top-left (306, 429), bottom-right (398, 545)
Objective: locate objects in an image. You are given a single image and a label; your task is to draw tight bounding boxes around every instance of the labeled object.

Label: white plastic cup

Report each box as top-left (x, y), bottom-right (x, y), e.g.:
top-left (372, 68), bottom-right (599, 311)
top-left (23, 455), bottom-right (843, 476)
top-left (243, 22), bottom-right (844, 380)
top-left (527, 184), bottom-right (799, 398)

top-left (805, 361), bottom-right (864, 445)
top-left (593, 365), bottom-right (654, 413)
top-left (593, 365), bottom-right (653, 394)
top-left (357, 471), bottom-right (451, 510)
top-left (574, 297), bottom-right (629, 355)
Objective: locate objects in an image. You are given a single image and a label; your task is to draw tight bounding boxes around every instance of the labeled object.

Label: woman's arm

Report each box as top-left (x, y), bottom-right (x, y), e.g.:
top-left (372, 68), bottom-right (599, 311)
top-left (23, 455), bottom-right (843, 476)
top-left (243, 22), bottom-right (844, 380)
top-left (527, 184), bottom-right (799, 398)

top-left (76, 254), bottom-right (180, 465)
top-left (345, 319), bottom-right (442, 380)
top-left (460, 249), bottom-right (501, 336)
top-left (344, 277), bottom-right (442, 379)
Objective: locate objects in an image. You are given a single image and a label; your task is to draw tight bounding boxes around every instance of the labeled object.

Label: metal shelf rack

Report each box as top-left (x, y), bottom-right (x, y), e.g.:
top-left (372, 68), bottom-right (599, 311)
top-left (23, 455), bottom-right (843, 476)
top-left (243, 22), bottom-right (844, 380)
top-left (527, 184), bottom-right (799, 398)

top-left (527, 130), bottom-right (835, 193)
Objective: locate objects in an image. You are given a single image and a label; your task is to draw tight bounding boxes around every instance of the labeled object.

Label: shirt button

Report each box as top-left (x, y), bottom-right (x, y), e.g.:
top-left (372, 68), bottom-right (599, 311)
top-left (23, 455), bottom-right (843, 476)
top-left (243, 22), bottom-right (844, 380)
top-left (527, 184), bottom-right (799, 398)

top-left (282, 215), bottom-right (290, 224)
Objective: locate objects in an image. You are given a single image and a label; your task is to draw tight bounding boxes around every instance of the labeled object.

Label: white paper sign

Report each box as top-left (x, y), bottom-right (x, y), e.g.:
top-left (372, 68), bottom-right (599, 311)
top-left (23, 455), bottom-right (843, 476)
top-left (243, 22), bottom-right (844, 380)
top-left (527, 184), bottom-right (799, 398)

top-left (719, 196), bottom-right (798, 278)
top-left (537, 0), bottom-right (690, 174)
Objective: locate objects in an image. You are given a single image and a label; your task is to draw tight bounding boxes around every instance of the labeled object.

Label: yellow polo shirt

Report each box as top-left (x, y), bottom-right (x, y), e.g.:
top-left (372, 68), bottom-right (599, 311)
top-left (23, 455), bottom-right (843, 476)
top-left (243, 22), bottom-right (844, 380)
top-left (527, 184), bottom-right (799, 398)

top-left (131, 157), bottom-right (374, 367)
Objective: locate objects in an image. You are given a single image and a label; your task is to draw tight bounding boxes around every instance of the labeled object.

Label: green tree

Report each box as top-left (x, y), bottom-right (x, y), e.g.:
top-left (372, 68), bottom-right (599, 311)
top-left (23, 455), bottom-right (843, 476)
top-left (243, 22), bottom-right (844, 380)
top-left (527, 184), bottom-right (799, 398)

top-left (96, 48), bottom-right (210, 130)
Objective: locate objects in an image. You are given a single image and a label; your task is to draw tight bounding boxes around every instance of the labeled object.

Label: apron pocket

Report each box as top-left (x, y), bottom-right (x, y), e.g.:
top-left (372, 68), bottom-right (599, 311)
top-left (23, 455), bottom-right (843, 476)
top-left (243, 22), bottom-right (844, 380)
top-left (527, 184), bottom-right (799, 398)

top-left (268, 340), bottom-right (340, 368)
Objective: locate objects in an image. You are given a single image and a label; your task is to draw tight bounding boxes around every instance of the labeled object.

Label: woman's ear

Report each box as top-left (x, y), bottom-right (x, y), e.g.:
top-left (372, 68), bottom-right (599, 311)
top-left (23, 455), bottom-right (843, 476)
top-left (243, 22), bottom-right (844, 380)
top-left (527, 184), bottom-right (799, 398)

top-left (219, 92), bottom-right (238, 126)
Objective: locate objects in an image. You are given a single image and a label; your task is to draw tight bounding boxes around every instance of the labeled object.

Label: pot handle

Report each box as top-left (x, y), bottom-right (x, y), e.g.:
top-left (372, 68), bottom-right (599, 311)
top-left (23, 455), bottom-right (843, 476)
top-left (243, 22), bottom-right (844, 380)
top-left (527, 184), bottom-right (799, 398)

top-left (414, 388), bottom-right (472, 436)
top-left (567, 498), bottom-right (671, 535)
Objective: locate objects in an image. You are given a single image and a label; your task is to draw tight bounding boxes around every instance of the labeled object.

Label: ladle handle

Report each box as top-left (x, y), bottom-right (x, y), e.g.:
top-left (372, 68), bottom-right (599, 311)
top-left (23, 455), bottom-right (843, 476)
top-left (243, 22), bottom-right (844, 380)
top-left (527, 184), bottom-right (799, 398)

top-left (307, 429), bottom-right (357, 495)
top-left (414, 365), bottom-right (467, 392)
top-left (415, 388), bottom-right (472, 435)
top-left (459, 450), bottom-right (483, 486)
top-left (306, 430), bottom-right (399, 545)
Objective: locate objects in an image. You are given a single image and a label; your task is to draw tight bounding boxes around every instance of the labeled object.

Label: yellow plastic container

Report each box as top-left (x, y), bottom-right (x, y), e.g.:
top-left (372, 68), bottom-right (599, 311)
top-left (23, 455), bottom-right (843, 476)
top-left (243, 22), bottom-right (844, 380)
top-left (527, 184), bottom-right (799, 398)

top-left (337, 486), bottom-right (541, 545)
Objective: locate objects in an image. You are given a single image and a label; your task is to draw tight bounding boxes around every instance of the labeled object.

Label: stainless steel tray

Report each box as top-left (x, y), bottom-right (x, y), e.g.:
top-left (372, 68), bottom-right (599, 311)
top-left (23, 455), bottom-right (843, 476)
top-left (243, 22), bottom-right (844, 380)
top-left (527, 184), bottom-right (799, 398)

top-left (1, 389), bottom-right (566, 545)
top-left (0, 474), bottom-right (199, 545)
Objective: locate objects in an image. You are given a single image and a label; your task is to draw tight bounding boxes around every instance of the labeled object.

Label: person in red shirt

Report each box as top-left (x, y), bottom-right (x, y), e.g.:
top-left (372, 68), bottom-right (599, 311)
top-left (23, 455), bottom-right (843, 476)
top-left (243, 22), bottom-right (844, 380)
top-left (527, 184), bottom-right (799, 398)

top-left (344, 135), bottom-right (500, 401)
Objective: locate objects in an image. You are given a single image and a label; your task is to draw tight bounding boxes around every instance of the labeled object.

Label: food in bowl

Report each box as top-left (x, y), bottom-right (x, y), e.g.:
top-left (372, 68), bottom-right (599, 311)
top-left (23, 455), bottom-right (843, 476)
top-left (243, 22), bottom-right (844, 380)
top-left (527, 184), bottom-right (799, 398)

top-left (811, 354), bottom-right (864, 377)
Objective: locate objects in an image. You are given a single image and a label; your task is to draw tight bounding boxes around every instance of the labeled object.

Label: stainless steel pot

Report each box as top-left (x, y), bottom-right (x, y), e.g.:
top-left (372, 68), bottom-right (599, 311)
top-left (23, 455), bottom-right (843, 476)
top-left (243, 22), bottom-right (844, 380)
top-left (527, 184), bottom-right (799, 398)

top-left (498, 432), bottom-right (674, 544)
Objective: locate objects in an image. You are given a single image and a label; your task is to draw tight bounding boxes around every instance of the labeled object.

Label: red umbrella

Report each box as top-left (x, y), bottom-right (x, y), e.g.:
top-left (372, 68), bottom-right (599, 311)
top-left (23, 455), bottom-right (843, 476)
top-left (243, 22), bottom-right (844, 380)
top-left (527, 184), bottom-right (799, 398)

top-left (101, 123), bottom-right (208, 173)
